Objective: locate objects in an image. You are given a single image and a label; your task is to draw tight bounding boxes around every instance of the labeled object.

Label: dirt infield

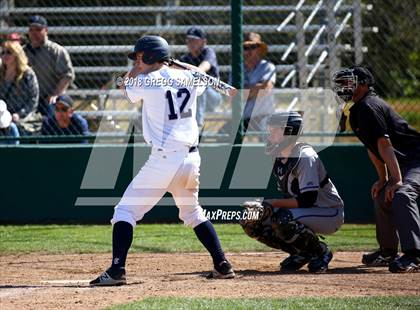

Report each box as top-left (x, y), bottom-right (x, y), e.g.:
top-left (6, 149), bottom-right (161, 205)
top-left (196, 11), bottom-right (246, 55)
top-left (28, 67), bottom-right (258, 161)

top-left (2, 252), bottom-right (419, 309)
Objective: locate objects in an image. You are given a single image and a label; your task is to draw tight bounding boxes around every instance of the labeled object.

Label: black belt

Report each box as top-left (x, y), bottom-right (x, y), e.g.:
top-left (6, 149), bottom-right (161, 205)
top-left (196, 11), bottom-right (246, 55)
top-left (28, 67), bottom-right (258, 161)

top-left (189, 146), bottom-right (198, 153)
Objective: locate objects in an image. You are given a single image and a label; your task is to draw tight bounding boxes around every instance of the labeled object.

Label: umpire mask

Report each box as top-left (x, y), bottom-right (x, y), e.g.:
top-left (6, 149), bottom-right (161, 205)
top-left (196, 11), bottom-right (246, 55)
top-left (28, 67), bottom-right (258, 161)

top-left (331, 68), bottom-right (358, 103)
top-left (332, 66), bottom-right (375, 123)
top-left (332, 66), bottom-right (375, 102)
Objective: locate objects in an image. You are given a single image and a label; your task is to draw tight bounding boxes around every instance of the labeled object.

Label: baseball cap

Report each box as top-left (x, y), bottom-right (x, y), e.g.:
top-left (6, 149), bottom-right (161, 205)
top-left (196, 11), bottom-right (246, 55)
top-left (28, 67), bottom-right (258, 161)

top-left (351, 66), bottom-right (375, 86)
top-left (186, 27), bottom-right (206, 40)
top-left (29, 15), bottom-right (48, 28)
top-left (55, 95), bottom-right (74, 108)
top-left (0, 100), bottom-right (12, 129)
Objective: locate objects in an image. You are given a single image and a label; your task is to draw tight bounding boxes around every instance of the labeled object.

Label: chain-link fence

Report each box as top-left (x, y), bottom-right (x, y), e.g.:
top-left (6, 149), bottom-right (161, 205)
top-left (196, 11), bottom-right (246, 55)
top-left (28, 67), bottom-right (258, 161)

top-left (0, 0), bottom-right (418, 144)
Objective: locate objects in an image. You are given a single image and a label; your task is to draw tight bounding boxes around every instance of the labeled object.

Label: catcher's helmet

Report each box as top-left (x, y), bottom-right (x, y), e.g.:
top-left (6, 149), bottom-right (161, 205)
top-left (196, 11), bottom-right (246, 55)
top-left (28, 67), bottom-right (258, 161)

top-left (332, 66), bottom-right (374, 102)
top-left (128, 35), bottom-right (170, 64)
top-left (267, 111), bottom-right (303, 135)
top-left (266, 111), bottom-right (303, 156)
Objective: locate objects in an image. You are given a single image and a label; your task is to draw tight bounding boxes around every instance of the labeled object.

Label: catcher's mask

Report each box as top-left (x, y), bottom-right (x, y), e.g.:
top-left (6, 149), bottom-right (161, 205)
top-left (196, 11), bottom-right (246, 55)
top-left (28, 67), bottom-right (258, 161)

top-left (265, 111), bottom-right (303, 157)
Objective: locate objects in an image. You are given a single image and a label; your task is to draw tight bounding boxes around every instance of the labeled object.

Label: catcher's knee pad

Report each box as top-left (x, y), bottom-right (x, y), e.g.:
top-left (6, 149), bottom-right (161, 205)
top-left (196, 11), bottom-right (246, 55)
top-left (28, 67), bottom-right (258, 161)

top-left (271, 208), bottom-right (298, 241)
top-left (272, 208), bottom-right (295, 224)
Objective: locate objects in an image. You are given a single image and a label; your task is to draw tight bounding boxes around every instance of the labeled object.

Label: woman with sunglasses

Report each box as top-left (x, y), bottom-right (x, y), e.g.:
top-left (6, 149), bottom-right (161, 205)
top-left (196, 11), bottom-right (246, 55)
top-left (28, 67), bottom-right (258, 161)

top-left (0, 40), bottom-right (39, 130)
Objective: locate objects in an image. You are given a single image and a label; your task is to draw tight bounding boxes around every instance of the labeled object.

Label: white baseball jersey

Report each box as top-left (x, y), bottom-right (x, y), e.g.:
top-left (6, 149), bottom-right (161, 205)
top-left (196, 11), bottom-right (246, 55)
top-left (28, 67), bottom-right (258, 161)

top-left (125, 67), bottom-right (205, 150)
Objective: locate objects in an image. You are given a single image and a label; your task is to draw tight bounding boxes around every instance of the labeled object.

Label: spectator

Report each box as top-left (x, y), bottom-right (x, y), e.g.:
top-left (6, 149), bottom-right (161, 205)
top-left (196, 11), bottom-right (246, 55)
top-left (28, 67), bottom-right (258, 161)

top-left (0, 40), bottom-right (39, 124)
top-left (180, 26), bottom-right (222, 127)
top-left (24, 15), bottom-right (75, 116)
top-left (0, 100), bottom-right (19, 145)
top-left (41, 95), bottom-right (89, 143)
top-left (7, 32), bottom-right (23, 44)
top-left (242, 32), bottom-right (276, 132)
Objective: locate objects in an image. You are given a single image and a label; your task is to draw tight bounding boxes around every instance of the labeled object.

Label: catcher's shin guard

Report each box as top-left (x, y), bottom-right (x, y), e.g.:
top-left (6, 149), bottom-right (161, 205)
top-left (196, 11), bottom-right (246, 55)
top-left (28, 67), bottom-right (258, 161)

top-left (257, 232), bottom-right (298, 254)
top-left (280, 253), bottom-right (311, 272)
top-left (240, 201), bottom-right (298, 254)
top-left (271, 209), bottom-right (324, 257)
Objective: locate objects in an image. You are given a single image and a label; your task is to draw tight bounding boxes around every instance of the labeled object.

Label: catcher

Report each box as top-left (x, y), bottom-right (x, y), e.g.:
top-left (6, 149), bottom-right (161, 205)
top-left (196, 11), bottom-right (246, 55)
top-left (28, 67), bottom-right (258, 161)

top-left (240, 111), bottom-right (344, 273)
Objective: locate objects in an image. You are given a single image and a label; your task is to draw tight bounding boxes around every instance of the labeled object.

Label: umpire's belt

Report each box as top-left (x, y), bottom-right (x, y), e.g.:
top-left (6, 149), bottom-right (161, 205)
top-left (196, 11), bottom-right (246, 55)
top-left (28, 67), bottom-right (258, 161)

top-left (189, 146), bottom-right (198, 153)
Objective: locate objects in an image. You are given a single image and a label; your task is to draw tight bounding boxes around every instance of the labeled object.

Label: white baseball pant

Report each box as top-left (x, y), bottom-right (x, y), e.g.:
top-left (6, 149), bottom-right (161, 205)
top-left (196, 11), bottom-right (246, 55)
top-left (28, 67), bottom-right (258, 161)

top-left (112, 146), bottom-right (208, 228)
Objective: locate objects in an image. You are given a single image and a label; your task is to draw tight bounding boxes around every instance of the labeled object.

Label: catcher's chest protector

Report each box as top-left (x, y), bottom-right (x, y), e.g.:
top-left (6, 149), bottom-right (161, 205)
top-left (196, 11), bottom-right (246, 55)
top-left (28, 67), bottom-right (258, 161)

top-left (273, 143), bottom-right (310, 195)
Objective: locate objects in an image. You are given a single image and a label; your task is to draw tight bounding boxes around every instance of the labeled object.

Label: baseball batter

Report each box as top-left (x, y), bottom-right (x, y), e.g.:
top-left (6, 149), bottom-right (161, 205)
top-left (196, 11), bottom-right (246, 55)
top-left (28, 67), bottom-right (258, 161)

top-left (241, 112), bottom-right (344, 273)
top-left (90, 36), bottom-right (235, 286)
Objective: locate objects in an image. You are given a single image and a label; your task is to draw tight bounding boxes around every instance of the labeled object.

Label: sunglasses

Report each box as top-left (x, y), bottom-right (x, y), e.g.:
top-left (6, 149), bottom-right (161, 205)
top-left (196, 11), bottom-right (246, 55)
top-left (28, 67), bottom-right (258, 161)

top-left (1, 50), bottom-right (13, 56)
top-left (243, 44), bottom-right (259, 51)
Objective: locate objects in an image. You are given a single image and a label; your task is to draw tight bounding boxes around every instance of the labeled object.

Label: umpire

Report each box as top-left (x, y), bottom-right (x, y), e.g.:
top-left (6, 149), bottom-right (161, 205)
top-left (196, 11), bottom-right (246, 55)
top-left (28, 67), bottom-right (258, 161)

top-left (332, 66), bottom-right (420, 273)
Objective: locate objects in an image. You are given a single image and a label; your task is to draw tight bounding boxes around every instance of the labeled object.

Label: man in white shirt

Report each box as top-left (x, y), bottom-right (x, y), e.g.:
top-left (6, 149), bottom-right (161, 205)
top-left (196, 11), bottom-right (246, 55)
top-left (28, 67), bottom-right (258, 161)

top-left (90, 36), bottom-right (234, 286)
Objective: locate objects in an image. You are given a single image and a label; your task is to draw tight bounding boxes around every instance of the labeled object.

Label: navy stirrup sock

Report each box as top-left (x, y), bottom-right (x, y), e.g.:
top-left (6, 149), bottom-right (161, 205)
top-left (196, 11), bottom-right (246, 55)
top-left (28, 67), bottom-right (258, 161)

top-left (194, 221), bottom-right (226, 266)
top-left (111, 221), bottom-right (133, 271)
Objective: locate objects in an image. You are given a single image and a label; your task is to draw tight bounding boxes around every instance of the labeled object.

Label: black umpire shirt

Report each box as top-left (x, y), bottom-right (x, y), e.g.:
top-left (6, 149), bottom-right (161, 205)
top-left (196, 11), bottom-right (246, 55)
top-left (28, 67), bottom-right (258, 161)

top-left (349, 90), bottom-right (420, 164)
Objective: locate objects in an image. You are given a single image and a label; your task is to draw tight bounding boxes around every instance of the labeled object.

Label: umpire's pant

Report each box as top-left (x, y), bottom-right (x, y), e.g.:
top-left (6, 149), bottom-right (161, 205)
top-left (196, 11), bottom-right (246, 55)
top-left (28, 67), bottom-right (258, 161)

top-left (374, 159), bottom-right (420, 252)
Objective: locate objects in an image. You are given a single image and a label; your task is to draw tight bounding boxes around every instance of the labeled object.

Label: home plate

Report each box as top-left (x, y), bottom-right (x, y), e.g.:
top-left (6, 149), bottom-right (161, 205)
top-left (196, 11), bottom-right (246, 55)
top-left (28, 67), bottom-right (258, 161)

top-left (41, 280), bottom-right (90, 284)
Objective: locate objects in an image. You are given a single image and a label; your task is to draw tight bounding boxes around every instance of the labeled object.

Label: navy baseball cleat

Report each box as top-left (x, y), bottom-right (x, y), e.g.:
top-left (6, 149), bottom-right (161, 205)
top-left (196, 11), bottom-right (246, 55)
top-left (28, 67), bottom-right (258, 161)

top-left (388, 254), bottom-right (420, 273)
top-left (307, 243), bottom-right (333, 273)
top-left (280, 254), bottom-right (311, 272)
top-left (362, 249), bottom-right (399, 267)
top-left (90, 267), bottom-right (126, 286)
top-left (207, 260), bottom-right (235, 279)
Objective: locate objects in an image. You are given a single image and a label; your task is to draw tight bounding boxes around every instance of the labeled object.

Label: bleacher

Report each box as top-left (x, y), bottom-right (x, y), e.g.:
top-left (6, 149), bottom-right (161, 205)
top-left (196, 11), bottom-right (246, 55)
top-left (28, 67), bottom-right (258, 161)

top-left (0, 1), bottom-right (366, 138)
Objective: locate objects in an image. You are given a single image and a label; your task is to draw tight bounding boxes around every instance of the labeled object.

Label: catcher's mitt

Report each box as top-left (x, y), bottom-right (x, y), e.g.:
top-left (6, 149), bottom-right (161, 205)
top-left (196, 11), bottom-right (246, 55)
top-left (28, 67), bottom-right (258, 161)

top-left (239, 200), bottom-right (297, 252)
top-left (239, 200), bottom-right (273, 238)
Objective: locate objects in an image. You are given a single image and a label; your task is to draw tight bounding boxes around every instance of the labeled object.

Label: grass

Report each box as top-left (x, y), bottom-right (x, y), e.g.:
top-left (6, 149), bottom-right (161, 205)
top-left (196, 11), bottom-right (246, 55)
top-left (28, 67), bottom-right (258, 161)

top-left (0, 224), bottom-right (376, 254)
top-left (1, 225), bottom-right (413, 309)
top-left (108, 296), bottom-right (420, 310)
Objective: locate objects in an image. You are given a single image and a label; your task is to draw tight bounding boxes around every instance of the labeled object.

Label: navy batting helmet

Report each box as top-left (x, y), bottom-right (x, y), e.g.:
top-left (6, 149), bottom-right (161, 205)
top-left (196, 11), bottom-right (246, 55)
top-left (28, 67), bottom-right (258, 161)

top-left (266, 111), bottom-right (303, 156)
top-left (128, 35), bottom-right (170, 64)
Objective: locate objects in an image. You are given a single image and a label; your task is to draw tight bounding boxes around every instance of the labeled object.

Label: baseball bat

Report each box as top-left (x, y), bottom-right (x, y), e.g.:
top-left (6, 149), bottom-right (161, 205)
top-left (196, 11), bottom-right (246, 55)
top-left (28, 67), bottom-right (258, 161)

top-left (169, 59), bottom-right (237, 97)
